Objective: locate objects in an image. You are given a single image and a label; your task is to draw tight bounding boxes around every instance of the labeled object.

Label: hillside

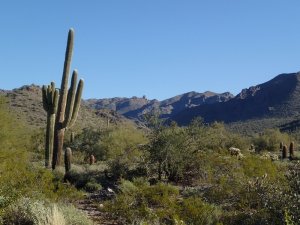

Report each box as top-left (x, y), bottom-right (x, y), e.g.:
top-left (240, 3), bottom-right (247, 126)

top-left (0, 84), bottom-right (128, 130)
top-left (86, 91), bottom-right (233, 119)
top-left (171, 72), bottom-right (300, 127)
top-left (3, 72), bottom-right (300, 134)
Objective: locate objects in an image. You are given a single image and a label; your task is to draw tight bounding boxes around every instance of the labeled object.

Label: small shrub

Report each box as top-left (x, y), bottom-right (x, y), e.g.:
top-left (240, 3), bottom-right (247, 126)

top-left (60, 204), bottom-right (93, 225)
top-left (105, 179), bottom-right (180, 224)
top-left (2, 197), bottom-right (65, 225)
top-left (180, 197), bottom-right (221, 225)
top-left (84, 179), bottom-right (102, 192)
top-left (2, 197), bottom-right (92, 225)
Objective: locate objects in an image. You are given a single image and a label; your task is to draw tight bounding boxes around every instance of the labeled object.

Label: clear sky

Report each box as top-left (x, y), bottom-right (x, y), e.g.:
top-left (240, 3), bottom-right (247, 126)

top-left (1, 1), bottom-right (300, 100)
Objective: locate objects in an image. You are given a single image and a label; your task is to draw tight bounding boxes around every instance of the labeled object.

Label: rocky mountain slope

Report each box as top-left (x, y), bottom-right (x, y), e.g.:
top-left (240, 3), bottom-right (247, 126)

top-left (86, 91), bottom-right (233, 119)
top-left (0, 85), bottom-right (128, 130)
top-left (171, 72), bottom-right (300, 126)
top-left (3, 72), bottom-right (300, 134)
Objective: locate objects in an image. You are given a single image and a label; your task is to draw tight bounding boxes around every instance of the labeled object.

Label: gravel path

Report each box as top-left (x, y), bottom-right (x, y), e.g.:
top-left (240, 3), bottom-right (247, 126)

top-left (76, 193), bottom-right (120, 225)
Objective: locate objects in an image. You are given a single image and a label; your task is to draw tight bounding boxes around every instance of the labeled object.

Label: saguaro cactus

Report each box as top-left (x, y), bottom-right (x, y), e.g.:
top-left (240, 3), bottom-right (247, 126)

top-left (282, 145), bottom-right (288, 159)
top-left (70, 132), bottom-right (75, 143)
top-left (42, 82), bottom-right (59, 168)
top-left (89, 154), bottom-right (96, 165)
top-left (289, 142), bottom-right (295, 159)
top-left (64, 147), bottom-right (72, 173)
top-left (280, 142), bottom-right (283, 150)
top-left (52, 28), bottom-right (84, 169)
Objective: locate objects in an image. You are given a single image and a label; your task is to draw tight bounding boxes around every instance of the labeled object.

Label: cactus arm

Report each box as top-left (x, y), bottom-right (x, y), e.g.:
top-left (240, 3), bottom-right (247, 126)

top-left (42, 85), bottom-right (49, 111)
top-left (63, 70), bottom-right (78, 128)
top-left (42, 82), bottom-right (58, 168)
top-left (50, 82), bottom-right (55, 103)
top-left (52, 89), bottom-right (59, 114)
top-left (57, 28), bottom-right (74, 124)
top-left (68, 79), bottom-right (84, 128)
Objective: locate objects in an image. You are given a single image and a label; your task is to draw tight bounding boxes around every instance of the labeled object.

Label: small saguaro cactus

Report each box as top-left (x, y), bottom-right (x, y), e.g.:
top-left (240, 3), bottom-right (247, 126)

top-left (282, 145), bottom-right (288, 159)
top-left (280, 142), bottom-right (284, 150)
top-left (289, 142), bottom-right (295, 159)
top-left (52, 28), bottom-right (84, 170)
top-left (70, 132), bottom-right (75, 143)
top-left (64, 147), bottom-right (72, 173)
top-left (89, 154), bottom-right (96, 165)
top-left (42, 82), bottom-right (59, 168)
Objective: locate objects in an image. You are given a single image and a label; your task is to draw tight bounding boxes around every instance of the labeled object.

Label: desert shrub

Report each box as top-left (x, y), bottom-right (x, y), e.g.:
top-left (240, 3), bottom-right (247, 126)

top-left (62, 164), bottom-right (107, 192)
top-left (69, 128), bottom-right (106, 161)
top-left (105, 179), bottom-right (181, 224)
top-left (84, 178), bottom-right (102, 192)
top-left (2, 197), bottom-right (92, 225)
top-left (180, 197), bottom-right (221, 225)
top-left (2, 197), bottom-right (66, 225)
top-left (30, 128), bottom-right (45, 160)
top-left (252, 129), bottom-right (291, 152)
top-left (201, 153), bottom-right (288, 224)
top-left (146, 122), bottom-right (202, 183)
top-left (59, 204), bottom-right (93, 225)
top-left (101, 125), bottom-right (147, 179)
top-left (146, 119), bottom-right (249, 184)
top-left (283, 162), bottom-right (300, 224)
top-left (0, 97), bottom-right (82, 208)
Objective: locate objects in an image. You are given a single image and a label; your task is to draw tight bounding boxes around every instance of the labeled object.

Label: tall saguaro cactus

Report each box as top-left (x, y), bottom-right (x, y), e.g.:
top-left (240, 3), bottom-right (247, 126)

top-left (52, 28), bottom-right (84, 169)
top-left (42, 82), bottom-right (59, 168)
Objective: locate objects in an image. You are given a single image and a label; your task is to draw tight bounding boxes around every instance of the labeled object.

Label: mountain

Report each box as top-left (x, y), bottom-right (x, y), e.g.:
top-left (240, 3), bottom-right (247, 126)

top-left (3, 72), bottom-right (300, 134)
top-left (171, 72), bottom-right (300, 126)
top-left (86, 91), bottom-right (233, 120)
top-left (0, 84), bottom-right (128, 130)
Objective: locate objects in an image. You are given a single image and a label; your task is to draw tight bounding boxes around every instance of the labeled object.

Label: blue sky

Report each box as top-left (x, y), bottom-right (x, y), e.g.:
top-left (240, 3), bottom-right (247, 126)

top-left (1, 1), bottom-right (300, 100)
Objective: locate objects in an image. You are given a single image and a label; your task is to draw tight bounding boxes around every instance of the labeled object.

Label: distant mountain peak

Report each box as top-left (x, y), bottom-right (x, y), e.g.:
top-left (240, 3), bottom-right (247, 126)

top-left (171, 72), bottom-right (300, 125)
top-left (86, 90), bottom-right (233, 119)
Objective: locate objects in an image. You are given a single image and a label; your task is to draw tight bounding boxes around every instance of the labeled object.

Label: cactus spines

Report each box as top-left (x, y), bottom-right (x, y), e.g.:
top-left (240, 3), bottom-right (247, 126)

top-left (282, 145), bottom-right (288, 159)
top-left (89, 155), bottom-right (96, 165)
top-left (52, 28), bottom-right (84, 170)
top-left (289, 142), bottom-right (295, 159)
top-left (42, 82), bottom-right (59, 168)
top-left (64, 147), bottom-right (72, 173)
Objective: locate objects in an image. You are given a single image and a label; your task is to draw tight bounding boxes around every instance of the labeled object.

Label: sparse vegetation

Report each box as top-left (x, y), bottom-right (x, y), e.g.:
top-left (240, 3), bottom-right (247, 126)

top-left (1, 27), bottom-right (300, 225)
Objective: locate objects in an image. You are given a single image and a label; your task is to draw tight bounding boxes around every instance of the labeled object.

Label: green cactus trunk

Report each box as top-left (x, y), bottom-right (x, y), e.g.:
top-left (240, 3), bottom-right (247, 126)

top-left (42, 82), bottom-right (59, 168)
top-left (52, 29), bottom-right (84, 170)
top-left (282, 145), bottom-right (288, 159)
top-left (45, 112), bottom-right (55, 168)
top-left (64, 147), bottom-right (72, 173)
top-left (289, 142), bottom-right (294, 159)
top-left (70, 132), bottom-right (75, 143)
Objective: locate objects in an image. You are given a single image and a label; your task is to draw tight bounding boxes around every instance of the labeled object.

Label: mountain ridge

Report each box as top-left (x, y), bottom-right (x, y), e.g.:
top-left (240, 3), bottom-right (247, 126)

top-left (2, 72), bottom-right (300, 133)
top-left (171, 72), bottom-right (300, 125)
top-left (86, 91), bottom-right (234, 119)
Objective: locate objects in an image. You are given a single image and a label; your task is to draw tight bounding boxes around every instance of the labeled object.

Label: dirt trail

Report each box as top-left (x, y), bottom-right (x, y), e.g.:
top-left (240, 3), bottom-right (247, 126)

top-left (76, 193), bottom-right (120, 225)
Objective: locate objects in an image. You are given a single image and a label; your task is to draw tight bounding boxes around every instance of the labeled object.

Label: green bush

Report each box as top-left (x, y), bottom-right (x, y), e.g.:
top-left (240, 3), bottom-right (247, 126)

top-left (105, 179), bottom-right (180, 224)
top-left (84, 179), bottom-right (102, 192)
top-left (180, 197), bottom-right (221, 225)
top-left (252, 129), bottom-right (291, 152)
top-left (2, 197), bottom-right (92, 225)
